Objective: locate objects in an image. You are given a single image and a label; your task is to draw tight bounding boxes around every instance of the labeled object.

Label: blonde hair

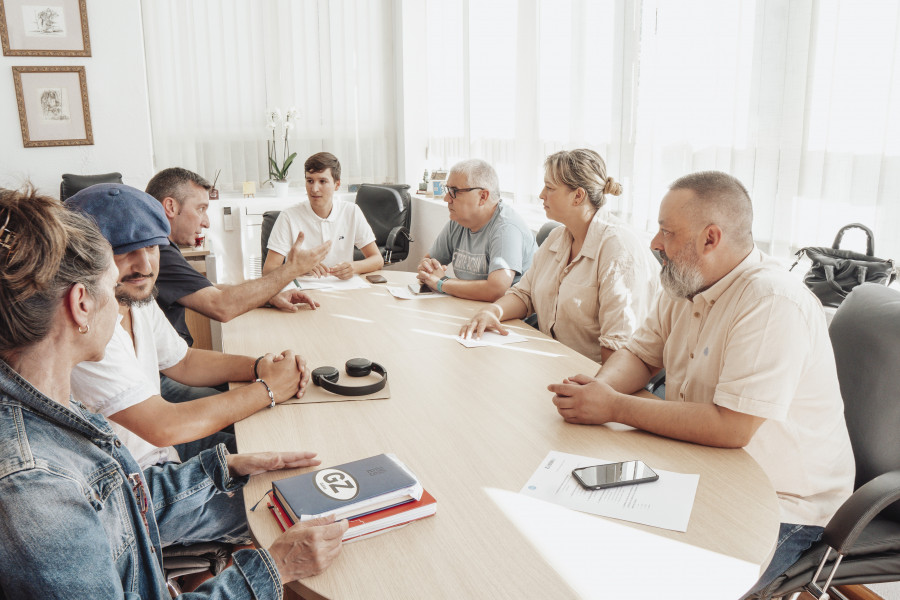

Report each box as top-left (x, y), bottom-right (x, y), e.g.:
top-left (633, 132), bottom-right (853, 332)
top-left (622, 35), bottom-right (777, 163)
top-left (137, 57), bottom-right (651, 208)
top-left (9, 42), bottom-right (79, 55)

top-left (544, 149), bottom-right (622, 209)
top-left (0, 186), bottom-right (111, 354)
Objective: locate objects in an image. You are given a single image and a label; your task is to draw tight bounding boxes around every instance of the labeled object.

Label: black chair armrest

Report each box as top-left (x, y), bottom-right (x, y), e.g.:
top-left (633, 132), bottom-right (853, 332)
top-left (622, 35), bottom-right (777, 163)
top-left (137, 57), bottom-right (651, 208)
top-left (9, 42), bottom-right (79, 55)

top-left (823, 470), bottom-right (900, 553)
top-left (384, 226), bottom-right (411, 251)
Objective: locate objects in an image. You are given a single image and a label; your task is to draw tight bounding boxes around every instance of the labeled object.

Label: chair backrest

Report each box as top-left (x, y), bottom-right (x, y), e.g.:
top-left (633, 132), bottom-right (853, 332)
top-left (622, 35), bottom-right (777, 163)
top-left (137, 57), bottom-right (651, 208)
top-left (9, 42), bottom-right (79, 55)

top-left (354, 184), bottom-right (412, 263)
top-left (355, 184), bottom-right (411, 243)
top-left (260, 210), bottom-right (282, 261)
top-left (829, 282), bottom-right (900, 521)
top-left (60, 172), bottom-right (123, 202)
top-left (536, 221), bottom-right (562, 246)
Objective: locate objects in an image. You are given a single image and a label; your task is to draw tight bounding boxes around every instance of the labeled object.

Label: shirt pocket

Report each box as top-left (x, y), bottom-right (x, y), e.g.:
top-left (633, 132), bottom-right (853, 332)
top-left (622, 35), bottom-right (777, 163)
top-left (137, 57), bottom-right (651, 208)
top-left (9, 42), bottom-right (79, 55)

top-left (85, 469), bottom-right (135, 560)
top-left (558, 271), bottom-right (601, 330)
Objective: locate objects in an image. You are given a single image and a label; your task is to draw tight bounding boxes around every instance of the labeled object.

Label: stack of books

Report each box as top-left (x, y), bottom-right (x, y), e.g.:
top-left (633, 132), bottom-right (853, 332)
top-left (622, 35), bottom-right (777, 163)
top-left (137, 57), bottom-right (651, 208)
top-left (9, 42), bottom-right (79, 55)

top-left (267, 453), bottom-right (437, 542)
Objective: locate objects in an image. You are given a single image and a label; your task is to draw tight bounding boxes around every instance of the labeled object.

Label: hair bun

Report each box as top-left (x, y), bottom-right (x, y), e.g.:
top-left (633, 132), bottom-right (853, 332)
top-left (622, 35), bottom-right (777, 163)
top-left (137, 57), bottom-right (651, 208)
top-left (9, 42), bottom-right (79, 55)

top-left (604, 177), bottom-right (623, 196)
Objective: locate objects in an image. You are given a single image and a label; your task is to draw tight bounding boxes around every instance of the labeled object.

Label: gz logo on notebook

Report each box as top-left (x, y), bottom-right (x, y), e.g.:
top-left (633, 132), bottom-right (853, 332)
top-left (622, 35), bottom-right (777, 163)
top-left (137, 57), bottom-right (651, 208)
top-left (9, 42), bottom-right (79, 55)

top-left (315, 468), bottom-right (360, 501)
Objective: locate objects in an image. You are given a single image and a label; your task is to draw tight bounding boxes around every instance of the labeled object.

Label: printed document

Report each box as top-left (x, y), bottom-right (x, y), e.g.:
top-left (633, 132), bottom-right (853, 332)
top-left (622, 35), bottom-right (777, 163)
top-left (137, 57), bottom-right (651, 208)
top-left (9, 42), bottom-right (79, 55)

top-left (520, 451), bottom-right (698, 532)
top-left (456, 330), bottom-right (529, 348)
top-left (291, 275), bottom-right (370, 291)
top-left (386, 286), bottom-right (445, 300)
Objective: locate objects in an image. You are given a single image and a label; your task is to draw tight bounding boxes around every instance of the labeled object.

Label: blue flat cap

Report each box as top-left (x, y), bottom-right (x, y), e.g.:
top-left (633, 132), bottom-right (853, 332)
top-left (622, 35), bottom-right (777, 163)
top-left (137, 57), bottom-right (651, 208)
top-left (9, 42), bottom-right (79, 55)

top-left (65, 183), bottom-right (170, 255)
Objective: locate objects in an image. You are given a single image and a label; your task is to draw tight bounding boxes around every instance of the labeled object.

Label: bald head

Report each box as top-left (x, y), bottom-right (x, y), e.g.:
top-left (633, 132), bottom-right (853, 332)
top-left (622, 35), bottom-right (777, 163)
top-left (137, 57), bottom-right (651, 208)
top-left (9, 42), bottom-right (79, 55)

top-left (669, 171), bottom-right (753, 250)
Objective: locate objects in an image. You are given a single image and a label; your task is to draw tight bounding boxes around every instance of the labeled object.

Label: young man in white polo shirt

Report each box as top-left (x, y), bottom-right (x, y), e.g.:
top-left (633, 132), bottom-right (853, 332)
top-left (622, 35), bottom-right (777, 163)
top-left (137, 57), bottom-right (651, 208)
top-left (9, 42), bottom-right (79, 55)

top-left (262, 152), bottom-right (384, 279)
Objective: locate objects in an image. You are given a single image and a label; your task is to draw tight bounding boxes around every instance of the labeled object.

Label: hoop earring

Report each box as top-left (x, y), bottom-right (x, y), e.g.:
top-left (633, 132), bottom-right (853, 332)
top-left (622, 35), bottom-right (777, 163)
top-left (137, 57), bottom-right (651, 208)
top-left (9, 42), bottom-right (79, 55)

top-left (78, 324), bottom-right (90, 334)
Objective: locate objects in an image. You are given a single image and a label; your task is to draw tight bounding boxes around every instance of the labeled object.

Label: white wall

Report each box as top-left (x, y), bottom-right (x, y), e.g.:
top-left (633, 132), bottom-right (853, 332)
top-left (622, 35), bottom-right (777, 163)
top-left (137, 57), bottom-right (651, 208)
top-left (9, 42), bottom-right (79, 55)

top-left (0, 0), bottom-right (154, 196)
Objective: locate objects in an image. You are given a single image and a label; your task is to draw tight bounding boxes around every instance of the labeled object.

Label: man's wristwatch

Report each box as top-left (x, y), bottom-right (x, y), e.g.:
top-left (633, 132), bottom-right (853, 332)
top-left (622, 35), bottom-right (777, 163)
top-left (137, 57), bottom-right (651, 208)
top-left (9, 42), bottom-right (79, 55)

top-left (436, 275), bottom-right (450, 294)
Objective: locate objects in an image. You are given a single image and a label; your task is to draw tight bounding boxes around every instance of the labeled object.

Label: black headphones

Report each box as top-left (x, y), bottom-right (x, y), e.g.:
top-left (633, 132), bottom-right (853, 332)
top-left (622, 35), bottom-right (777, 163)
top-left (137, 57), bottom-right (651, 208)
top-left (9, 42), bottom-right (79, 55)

top-left (311, 358), bottom-right (388, 397)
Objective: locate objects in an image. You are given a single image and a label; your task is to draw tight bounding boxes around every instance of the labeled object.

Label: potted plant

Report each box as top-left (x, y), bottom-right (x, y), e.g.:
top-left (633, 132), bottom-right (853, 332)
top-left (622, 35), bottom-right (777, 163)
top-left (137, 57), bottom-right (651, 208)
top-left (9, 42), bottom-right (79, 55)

top-left (266, 107), bottom-right (298, 197)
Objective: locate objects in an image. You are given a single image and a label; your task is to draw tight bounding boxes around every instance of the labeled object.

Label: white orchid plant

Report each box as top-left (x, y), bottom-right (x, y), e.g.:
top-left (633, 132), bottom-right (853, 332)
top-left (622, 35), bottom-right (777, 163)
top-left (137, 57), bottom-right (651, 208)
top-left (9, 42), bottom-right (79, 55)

top-left (266, 106), bottom-right (298, 183)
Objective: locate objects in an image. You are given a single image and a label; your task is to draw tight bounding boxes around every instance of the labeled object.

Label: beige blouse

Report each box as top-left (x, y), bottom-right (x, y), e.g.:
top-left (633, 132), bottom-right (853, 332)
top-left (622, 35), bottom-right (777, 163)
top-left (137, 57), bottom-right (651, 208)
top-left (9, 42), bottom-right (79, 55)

top-left (506, 209), bottom-right (660, 364)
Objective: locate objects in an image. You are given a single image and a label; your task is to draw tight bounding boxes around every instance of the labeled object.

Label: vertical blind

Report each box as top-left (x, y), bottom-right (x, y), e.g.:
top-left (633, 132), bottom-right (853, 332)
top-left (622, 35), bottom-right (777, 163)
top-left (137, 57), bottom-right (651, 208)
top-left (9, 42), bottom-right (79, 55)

top-left (141, 0), bottom-right (398, 192)
top-left (142, 0), bottom-right (900, 262)
top-left (422, 0), bottom-right (900, 261)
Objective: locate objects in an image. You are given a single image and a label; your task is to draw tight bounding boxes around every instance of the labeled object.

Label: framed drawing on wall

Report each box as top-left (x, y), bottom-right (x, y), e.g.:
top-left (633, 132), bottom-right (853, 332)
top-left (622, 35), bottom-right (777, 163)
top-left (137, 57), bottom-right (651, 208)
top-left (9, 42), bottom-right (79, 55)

top-left (13, 66), bottom-right (93, 147)
top-left (0, 0), bottom-right (90, 56)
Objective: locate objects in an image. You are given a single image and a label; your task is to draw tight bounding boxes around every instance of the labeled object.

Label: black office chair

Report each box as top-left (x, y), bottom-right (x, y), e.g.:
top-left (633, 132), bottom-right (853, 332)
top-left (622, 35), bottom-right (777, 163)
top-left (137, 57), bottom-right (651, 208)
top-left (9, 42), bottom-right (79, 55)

top-left (352, 184), bottom-right (412, 265)
top-left (260, 210), bottom-right (282, 262)
top-left (536, 221), bottom-right (562, 246)
top-left (752, 283), bottom-right (900, 599)
top-left (59, 172), bottom-right (123, 201)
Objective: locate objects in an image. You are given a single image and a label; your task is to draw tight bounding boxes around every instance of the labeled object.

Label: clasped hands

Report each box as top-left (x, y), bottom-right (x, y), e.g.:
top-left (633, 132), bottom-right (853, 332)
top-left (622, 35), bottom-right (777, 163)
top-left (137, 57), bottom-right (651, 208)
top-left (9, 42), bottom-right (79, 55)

top-left (547, 374), bottom-right (619, 425)
top-left (254, 350), bottom-right (311, 401)
top-left (416, 257), bottom-right (447, 290)
top-left (225, 451), bottom-right (349, 581)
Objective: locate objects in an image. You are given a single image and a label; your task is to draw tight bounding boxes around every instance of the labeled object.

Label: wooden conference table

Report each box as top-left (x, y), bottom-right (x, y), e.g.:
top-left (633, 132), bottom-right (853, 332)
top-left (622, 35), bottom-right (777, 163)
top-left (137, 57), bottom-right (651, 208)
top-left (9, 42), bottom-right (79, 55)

top-left (223, 271), bottom-right (779, 600)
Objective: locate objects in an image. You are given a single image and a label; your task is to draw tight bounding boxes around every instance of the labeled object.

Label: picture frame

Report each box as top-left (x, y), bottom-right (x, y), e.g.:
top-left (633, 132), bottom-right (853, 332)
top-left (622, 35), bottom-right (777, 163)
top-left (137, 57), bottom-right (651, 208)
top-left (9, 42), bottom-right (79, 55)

top-left (12, 65), bottom-right (93, 147)
top-left (0, 0), bottom-right (90, 56)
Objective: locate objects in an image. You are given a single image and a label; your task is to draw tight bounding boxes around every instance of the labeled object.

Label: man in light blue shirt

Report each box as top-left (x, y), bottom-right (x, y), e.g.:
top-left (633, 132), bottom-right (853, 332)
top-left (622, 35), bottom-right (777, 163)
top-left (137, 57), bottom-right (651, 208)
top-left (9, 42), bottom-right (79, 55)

top-left (417, 159), bottom-right (537, 302)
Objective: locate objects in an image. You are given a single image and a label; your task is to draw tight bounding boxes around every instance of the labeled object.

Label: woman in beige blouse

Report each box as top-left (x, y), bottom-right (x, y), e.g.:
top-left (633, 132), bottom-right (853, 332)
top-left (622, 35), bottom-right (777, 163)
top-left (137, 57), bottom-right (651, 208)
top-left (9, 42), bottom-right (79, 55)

top-left (460, 149), bottom-right (659, 364)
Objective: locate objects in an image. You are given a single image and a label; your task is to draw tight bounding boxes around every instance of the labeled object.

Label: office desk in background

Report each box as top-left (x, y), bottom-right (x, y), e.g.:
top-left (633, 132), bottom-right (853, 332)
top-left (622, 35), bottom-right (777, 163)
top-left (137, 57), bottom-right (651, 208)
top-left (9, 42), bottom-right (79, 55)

top-left (223, 272), bottom-right (779, 600)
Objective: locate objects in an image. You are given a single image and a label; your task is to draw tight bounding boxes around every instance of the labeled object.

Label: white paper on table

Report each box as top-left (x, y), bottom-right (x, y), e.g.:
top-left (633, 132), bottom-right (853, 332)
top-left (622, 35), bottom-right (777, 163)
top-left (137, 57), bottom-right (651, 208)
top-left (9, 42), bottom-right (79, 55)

top-left (386, 285), bottom-right (446, 300)
top-left (456, 330), bottom-right (529, 348)
top-left (520, 450), bottom-right (699, 532)
top-left (291, 275), bottom-right (371, 291)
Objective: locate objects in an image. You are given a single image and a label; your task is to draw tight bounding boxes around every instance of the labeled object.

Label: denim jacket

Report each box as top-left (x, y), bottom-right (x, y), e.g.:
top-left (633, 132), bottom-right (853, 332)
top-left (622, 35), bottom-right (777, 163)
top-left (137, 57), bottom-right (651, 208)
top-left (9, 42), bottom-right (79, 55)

top-left (0, 360), bottom-right (282, 599)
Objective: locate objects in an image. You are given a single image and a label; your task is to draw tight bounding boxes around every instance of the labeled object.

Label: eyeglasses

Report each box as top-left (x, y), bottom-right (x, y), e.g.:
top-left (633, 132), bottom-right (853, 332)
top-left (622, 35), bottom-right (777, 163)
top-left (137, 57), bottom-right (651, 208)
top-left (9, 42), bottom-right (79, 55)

top-left (444, 186), bottom-right (485, 199)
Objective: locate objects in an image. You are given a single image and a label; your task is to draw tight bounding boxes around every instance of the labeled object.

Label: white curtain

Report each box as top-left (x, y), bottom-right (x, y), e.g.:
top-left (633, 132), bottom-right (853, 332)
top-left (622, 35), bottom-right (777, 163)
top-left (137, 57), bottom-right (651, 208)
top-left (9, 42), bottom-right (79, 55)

top-left (141, 0), bottom-right (398, 192)
top-left (421, 0), bottom-right (900, 262)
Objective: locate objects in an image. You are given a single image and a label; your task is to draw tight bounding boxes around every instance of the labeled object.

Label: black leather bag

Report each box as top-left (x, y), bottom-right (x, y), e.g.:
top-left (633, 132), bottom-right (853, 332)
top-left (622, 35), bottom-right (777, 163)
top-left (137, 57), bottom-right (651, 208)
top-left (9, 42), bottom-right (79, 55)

top-left (791, 223), bottom-right (896, 308)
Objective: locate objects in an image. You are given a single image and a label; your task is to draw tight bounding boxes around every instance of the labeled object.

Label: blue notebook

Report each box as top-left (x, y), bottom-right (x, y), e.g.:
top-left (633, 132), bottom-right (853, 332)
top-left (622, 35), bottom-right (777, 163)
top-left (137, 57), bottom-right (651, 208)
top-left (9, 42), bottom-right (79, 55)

top-left (272, 453), bottom-right (422, 522)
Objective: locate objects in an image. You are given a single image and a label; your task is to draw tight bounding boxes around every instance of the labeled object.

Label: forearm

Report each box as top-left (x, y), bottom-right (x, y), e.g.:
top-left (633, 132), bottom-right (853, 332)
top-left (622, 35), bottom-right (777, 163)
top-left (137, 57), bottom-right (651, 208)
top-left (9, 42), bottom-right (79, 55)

top-left (441, 277), bottom-right (510, 302)
top-left (209, 276), bottom-right (292, 321)
top-left (594, 349), bottom-right (656, 393)
top-left (609, 393), bottom-right (760, 448)
top-left (492, 294), bottom-right (529, 321)
top-left (114, 384), bottom-right (274, 447)
top-left (165, 348), bottom-right (255, 387)
top-left (352, 253), bottom-right (384, 274)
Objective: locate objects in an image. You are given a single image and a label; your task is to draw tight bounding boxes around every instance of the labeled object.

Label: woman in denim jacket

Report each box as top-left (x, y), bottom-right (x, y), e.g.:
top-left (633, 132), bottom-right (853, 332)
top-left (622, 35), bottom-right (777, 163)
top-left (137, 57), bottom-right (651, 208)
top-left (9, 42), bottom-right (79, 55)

top-left (0, 188), bottom-right (348, 598)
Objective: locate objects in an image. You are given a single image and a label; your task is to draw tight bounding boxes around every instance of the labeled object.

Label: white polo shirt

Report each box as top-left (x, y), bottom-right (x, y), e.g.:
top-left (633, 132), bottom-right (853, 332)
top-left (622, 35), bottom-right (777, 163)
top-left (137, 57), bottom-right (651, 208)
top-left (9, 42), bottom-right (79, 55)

top-left (71, 302), bottom-right (188, 469)
top-left (626, 247), bottom-right (855, 526)
top-left (266, 199), bottom-right (376, 267)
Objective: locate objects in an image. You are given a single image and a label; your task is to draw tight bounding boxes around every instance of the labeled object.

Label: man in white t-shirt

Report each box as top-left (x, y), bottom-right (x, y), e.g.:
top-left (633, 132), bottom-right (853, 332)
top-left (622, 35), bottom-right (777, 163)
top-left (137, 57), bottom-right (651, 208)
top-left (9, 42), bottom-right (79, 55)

top-left (263, 152), bottom-right (384, 279)
top-left (548, 171), bottom-right (855, 598)
top-left (67, 184), bottom-right (316, 545)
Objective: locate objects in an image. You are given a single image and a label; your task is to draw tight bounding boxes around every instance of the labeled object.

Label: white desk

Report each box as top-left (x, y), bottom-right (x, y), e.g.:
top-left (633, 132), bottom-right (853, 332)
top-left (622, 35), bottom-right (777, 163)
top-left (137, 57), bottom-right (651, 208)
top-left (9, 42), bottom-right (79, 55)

top-left (224, 272), bottom-right (779, 599)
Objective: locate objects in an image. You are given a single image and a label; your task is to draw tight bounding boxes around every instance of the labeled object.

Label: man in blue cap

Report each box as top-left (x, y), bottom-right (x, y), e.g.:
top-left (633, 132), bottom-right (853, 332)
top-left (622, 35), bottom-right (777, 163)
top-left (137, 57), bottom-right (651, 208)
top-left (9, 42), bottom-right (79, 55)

top-left (66, 183), bottom-right (314, 545)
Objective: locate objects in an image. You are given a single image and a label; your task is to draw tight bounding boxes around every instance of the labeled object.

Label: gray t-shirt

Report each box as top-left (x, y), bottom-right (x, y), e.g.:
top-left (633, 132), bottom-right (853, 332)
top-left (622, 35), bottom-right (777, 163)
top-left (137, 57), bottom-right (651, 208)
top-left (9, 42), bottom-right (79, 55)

top-left (429, 201), bottom-right (536, 283)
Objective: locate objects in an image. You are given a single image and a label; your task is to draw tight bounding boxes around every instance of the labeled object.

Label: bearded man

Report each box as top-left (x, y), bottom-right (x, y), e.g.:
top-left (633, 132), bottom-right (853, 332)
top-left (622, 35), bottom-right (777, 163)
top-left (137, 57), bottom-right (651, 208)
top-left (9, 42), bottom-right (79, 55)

top-left (547, 171), bottom-right (855, 598)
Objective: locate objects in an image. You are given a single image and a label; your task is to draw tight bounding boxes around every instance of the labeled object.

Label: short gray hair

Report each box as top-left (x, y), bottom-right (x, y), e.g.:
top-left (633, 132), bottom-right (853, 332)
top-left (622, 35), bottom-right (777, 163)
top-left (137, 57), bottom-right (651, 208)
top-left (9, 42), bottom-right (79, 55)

top-left (669, 171), bottom-right (753, 246)
top-left (449, 159), bottom-right (500, 202)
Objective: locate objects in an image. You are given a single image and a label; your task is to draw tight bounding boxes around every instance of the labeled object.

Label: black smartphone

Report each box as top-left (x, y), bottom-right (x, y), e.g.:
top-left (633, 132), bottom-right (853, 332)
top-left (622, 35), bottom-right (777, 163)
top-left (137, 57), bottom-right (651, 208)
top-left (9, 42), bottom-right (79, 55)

top-left (366, 274), bottom-right (387, 284)
top-left (572, 460), bottom-right (659, 490)
top-left (407, 283), bottom-right (435, 295)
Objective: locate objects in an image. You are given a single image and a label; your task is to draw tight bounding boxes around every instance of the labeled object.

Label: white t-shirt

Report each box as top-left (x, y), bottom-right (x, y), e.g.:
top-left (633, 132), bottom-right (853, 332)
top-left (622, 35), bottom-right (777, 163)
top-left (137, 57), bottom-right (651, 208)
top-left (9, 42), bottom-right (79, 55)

top-left (71, 302), bottom-right (188, 469)
top-left (266, 199), bottom-right (376, 267)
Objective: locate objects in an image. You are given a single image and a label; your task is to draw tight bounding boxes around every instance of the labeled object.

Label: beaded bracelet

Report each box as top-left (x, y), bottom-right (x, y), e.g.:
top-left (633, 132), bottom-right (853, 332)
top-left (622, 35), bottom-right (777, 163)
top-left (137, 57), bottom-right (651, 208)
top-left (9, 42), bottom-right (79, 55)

top-left (255, 378), bottom-right (275, 408)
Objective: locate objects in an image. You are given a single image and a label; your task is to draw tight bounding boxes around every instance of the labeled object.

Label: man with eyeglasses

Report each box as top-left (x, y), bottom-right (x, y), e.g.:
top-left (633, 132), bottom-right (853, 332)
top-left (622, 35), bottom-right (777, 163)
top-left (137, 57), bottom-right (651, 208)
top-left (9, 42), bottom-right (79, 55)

top-left (417, 159), bottom-right (536, 302)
